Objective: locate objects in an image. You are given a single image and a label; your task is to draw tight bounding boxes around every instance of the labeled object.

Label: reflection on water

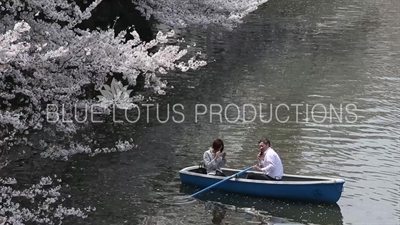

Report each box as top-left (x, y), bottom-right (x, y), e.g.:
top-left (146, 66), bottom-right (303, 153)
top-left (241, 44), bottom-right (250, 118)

top-left (151, 0), bottom-right (399, 223)
top-left (137, 0), bottom-right (399, 223)
top-left (139, 183), bottom-right (344, 225)
top-left (177, 184), bottom-right (343, 225)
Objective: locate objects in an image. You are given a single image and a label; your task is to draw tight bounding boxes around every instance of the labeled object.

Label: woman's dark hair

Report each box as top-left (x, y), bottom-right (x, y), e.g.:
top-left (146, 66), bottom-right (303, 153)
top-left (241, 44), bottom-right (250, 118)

top-left (212, 139), bottom-right (224, 152)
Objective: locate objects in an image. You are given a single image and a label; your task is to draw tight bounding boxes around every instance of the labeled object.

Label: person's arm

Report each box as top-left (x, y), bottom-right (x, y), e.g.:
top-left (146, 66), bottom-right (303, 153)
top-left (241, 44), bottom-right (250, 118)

top-left (260, 153), bottom-right (274, 174)
top-left (257, 152), bottom-right (263, 166)
top-left (203, 151), bottom-right (217, 170)
top-left (218, 152), bottom-right (227, 167)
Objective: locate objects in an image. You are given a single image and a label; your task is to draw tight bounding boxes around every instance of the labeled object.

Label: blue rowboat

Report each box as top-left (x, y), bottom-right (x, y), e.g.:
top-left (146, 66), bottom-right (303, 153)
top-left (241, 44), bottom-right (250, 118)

top-left (179, 165), bottom-right (345, 203)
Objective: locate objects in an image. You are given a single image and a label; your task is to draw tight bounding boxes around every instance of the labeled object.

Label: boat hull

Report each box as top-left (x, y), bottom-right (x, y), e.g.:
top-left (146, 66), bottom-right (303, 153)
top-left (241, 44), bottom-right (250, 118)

top-left (179, 166), bottom-right (345, 203)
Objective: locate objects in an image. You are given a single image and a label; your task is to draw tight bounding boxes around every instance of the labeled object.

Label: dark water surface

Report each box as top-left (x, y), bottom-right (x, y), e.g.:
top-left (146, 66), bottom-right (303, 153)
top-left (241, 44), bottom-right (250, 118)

top-left (4, 0), bottom-right (399, 224)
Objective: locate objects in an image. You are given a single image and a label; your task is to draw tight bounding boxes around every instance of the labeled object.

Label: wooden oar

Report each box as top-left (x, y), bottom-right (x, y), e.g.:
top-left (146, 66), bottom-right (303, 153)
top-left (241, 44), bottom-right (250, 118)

top-left (190, 166), bottom-right (254, 198)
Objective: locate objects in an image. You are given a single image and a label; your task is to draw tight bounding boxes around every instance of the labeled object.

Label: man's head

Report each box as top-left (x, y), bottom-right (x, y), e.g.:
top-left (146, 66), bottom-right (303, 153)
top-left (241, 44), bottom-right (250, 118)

top-left (258, 139), bottom-right (270, 152)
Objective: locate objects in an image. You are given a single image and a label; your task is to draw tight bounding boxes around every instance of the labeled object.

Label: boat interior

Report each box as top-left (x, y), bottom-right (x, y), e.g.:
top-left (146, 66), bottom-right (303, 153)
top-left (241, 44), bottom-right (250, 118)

top-left (188, 167), bottom-right (331, 181)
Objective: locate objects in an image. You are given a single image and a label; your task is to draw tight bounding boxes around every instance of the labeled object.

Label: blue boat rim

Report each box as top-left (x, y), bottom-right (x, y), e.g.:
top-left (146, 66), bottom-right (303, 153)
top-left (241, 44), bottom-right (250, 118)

top-left (179, 166), bottom-right (345, 185)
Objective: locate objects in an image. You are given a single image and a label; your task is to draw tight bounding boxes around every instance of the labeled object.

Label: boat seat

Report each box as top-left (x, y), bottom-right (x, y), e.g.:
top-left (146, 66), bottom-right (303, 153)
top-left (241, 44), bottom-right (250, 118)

top-left (192, 168), bottom-right (207, 174)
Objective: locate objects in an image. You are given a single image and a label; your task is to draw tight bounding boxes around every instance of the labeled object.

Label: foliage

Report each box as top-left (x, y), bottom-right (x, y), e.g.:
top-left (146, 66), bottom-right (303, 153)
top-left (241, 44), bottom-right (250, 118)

top-left (0, 0), bottom-right (206, 163)
top-left (0, 176), bottom-right (96, 225)
top-left (0, 0), bottom-right (269, 223)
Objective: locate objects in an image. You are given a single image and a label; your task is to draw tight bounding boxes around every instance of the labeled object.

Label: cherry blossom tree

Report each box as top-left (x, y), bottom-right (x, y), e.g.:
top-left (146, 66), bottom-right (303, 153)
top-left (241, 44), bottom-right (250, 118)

top-left (0, 0), bottom-right (207, 164)
top-left (0, 0), bottom-right (268, 169)
top-left (0, 0), bottom-right (208, 223)
top-left (0, 0), bottom-right (269, 223)
top-left (0, 176), bottom-right (97, 225)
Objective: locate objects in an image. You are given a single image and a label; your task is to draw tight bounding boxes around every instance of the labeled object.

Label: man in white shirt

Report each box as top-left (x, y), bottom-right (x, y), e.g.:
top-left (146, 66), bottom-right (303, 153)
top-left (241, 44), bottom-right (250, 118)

top-left (247, 138), bottom-right (283, 180)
